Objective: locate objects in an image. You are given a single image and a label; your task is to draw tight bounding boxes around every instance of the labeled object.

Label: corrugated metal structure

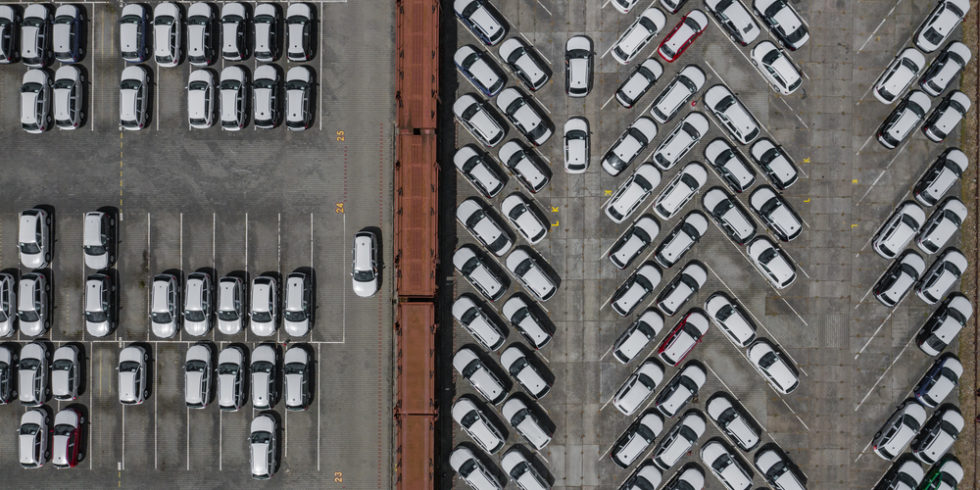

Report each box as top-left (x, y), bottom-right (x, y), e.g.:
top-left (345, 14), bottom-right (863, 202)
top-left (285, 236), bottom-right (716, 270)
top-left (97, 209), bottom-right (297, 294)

top-left (393, 0), bottom-right (440, 488)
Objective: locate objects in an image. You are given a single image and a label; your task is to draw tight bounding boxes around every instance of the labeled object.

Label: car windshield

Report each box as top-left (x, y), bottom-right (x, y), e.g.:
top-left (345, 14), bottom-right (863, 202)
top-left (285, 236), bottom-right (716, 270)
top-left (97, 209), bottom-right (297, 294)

top-left (52, 359), bottom-right (72, 372)
top-left (189, 81), bottom-right (209, 91)
top-left (151, 311), bottom-right (172, 323)
top-left (84, 243), bottom-right (106, 255)
top-left (252, 310), bottom-right (271, 323)
top-left (54, 424), bottom-right (74, 436)
top-left (20, 359), bottom-right (39, 370)
top-left (154, 16), bottom-right (174, 26)
top-left (252, 361), bottom-right (273, 374)
top-left (218, 309), bottom-right (238, 321)
top-left (24, 17), bottom-right (43, 28)
top-left (250, 431), bottom-right (271, 444)
top-left (255, 78), bottom-right (275, 89)
top-left (285, 80), bottom-right (307, 91)
top-left (218, 363), bottom-right (239, 375)
top-left (119, 361), bottom-right (139, 372)
top-left (284, 362), bottom-right (305, 374)
top-left (189, 15), bottom-right (208, 26)
top-left (120, 80), bottom-right (141, 91)
top-left (19, 241), bottom-right (41, 254)
top-left (86, 309), bottom-right (107, 323)
top-left (284, 310), bottom-right (305, 322)
top-left (186, 360), bottom-right (207, 372)
top-left (20, 423), bottom-right (39, 435)
top-left (354, 269), bottom-right (375, 282)
top-left (220, 80), bottom-right (241, 91)
top-left (19, 310), bottom-right (39, 322)
top-left (185, 310), bottom-right (205, 322)
top-left (54, 79), bottom-right (74, 90)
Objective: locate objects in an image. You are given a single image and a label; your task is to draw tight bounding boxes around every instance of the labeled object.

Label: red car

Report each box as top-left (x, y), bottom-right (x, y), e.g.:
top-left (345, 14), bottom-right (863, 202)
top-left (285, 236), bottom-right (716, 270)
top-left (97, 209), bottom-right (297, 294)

top-left (657, 10), bottom-right (709, 62)
top-left (656, 310), bottom-right (710, 365)
top-left (52, 407), bottom-right (84, 468)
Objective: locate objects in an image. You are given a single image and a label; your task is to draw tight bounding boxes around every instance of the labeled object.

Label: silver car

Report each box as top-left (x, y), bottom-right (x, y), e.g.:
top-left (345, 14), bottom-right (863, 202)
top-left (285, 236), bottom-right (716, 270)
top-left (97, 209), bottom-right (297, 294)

top-left (609, 215), bottom-right (660, 270)
top-left (220, 65), bottom-right (249, 130)
top-left (878, 90), bottom-right (931, 149)
top-left (0, 273), bottom-right (16, 337)
top-left (917, 293), bottom-right (972, 357)
top-left (703, 187), bottom-right (757, 245)
top-left (914, 0), bottom-right (969, 53)
top-left (217, 276), bottom-right (246, 335)
top-left (452, 395), bottom-right (506, 454)
top-left (921, 41), bottom-right (971, 96)
top-left (655, 211), bottom-right (709, 268)
top-left (150, 274), bottom-right (180, 338)
top-left (253, 3), bottom-right (281, 63)
top-left (184, 343), bottom-right (212, 408)
top-left (873, 48), bottom-right (926, 104)
top-left (52, 4), bottom-right (83, 63)
top-left (613, 359), bottom-right (664, 415)
top-left (917, 197), bottom-right (967, 254)
top-left (747, 236), bottom-right (797, 289)
top-left (612, 262), bottom-right (662, 317)
top-left (458, 197), bottom-right (514, 257)
top-left (565, 35), bottom-right (593, 96)
top-left (872, 400), bottom-right (927, 460)
top-left (221, 2), bottom-right (249, 61)
top-left (0, 345), bottom-right (16, 403)
top-left (652, 112), bottom-right (709, 171)
top-left (249, 413), bottom-right (278, 479)
top-left (187, 69), bottom-right (216, 129)
top-left (19, 408), bottom-right (49, 468)
top-left (455, 0), bottom-right (506, 46)
top-left (706, 392), bottom-right (762, 451)
top-left (51, 345), bottom-right (80, 401)
top-left (455, 145), bottom-right (506, 198)
top-left (704, 138), bottom-right (756, 193)
top-left (351, 230), bottom-right (380, 297)
top-left (750, 138), bottom-right (799, 190)
top-left (284, 345), bottom-right (312, 410)
top-left (51, 407), bottom-right (83, 469)
top-left (18, 272), bottom-right (48, 337)
top-left (612, 309), bottom-right (664, 364)
top-left (874, 250), bottom-right (926, 307)
top-left (455, 93), bottom-right (507, 147)
top-left (501, 293), bottom-right (553, 349)
top-left (453, 294), bottom-right (506, 351)
top-left (253, 64), bottom-right (282, 129)
top-left (83, 210), bottom-right (115, 270)
top-left (651, 64), bottom-right (705, 123)
top-left (285, 2), bottom-right (314, 61)
top-left (501, 396), bottom-right (552, 450)
top-left (922, 90), bottom-right (970, 143)
top-left (916, 248), bottom-right (968, 304)
top-left (563, 117), bottom-right (590, 174)
top-left (54, 65), bottom-right (84, 129)
top-left (500, 345), bottom-right (552, 399)
top-left (703, 84), bottom-right (760, 144)
top-left (153, 2), bottom-right (182, 67)
top-left (450, 445), bottom-right (502, 490)
top-left (653, 162), bottom-right (706, 221)
top-left (0, 6), bottom-right (20, 64)
top-left (18, 207), bottom-right (51, 269)
top-left (498, 140), bottom-right (550, 193)
top-left (217, 345), bottom-right (246, 411)
top-left (119, 4), bottom-right (150, 63)
top-left (251, 344), bottom-right (278, 409)
top-left (119, 65), bottom-right (150, 130)
top-left (873, 202), bottom-right (926, 259)
top-left (705, 292), bottom-right (757, 347)
top-left (749, 185), bottom-right (802, 242)
top-left (455, 44), bottom-right (506, 97)
top-left (117, 345), bottom-right (148, 405)
top-left (21, 68), bottom-right (52, 133)
top-left (186, 2), bottom-right (216, 66)
top-left (498, 37), bottom-right (550, 91)
top-left (184, 272), bottom-right (213, 336)
top-left (285, 65), bottom-right (314, 131)
top-left (18, 342), bottom-right (48, 406)
top-left (250, 276), bottom-right (278, 336)
top-left (283, 271), bottom-right (313, 337)
top-left (21, 4), bottom-right (50, 67)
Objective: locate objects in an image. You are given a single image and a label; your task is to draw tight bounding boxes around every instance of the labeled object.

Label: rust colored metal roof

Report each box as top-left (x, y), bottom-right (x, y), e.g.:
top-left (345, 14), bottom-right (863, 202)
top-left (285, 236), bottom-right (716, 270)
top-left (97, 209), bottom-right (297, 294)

top-left (396, 414), bottom-right (436, 490)
top-left (395, 134), bottom-right (439, 298)
top-left (396, 303), bottom-right (437, 415)
top-left (396, 0), bottom-right (439, 131)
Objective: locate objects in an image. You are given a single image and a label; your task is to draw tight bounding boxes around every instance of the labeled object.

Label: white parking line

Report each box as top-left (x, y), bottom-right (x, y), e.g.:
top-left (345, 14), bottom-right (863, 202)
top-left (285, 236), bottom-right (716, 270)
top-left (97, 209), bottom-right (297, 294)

top-left (597, 390), bottom-right (617, 412)
top-left (316, 342), bottom-right (321, 471)
top-left (147, 213), bottom-right (152, 341)
top-left (854, 336), bottom-right (915, 411)
top-left (854, 439), bottom-right (872, 463)
top-left (218, 411), bottom-right (223, 470)
top-left (855, 132), bottom-right (875, 156)
top-left (778, 98), bottom-right (809, 129)
top-left (154, 342), bottom-right (159, 469)
top-left (244, 213), bottom-right (249, 343)
top-left (780, 297), bottom-right (808, 327)
top-left (121, 405), bottom-right (126, 470)
top-left (857, 0), bottom-right (908, 53)
top-left (856, 141), bottom-right (912, 204)
top-left (779, 397), bottom-right (810, 431)
top-left (601, 92), bottom-right (616, 111)
top-left (855, 310), bottom-right (895, 359)
top-left (212, 212), bottom-right (217, 341)
top-left (319, 2), bottom-right (324, 131)
top-left (90, 8), bottom-right (97, 131)
top-left (179, 212), bottom-right (184, 342)
top-left (185, 407), bottom-right (190, 470)
top-left (536, 0), bottom-right (551, 16)
top-left (88, 342), bottom-right (94, 469)
top-left (277, 212), bottom-right (281, 343)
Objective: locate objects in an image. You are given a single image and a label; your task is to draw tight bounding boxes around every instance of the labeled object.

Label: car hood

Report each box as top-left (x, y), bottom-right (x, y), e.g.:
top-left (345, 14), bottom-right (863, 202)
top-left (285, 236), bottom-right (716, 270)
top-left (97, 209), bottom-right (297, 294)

top-left (217, 318), bottom-right (242, 335)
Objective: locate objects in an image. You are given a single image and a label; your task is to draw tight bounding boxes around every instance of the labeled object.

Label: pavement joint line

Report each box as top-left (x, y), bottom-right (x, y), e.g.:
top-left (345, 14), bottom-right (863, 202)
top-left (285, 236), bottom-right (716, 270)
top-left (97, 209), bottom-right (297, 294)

top-left (855, 132), bottom-right (875, 155)
top-left (855, 309), bottom-right (897, 359)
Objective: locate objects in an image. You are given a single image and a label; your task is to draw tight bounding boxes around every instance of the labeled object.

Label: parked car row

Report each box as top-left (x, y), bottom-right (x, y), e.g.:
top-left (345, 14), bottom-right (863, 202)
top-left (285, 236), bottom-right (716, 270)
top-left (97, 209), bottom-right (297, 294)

top-left (0, 4), bottom-right (86, 67)
top-left (16, 406), bottom-right (85, 469)
top-left (877, 89), bottom-right (970, 148)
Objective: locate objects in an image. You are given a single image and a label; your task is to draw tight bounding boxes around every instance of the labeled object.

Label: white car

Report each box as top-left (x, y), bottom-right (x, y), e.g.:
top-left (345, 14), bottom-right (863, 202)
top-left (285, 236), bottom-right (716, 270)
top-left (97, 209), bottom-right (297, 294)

top-left (872, 400), bottom-right (928, 460)
top-left (454, 245), bottom-right (508, 301)
top-left (0, 274), bottom-right (16, 337)
top-left (914, 0), bottom-right (970, 53)
top-left (250, 344), bottom-right (278, 409)
top-left (564, 117), bottom-right (590, 173)
top-left (748, 236), bottom-right (796, 289)
top-left (450, 446), bottom-right (502, 490)
top-left (612, 411), bottom-right (664, 468)
top-left (119, 65), bottom-right (150, 130)
top-left (656, 10), bottom-right (708, 63)
top-left (150, 274), bottom-right (179, 338)
top-left (216, 277), bottom-right (245, 335)
top-left (284, 65), bottom-right (314, 131)
top-left (611, 8), bottom-right (666, 65)
top-left (651, 65), bottom-right (705, 123)
top-left (51, 345), bottom-right (80, 401)
top-left (187, 2), bottom-right (216, 66)
top-left (117, 345), bottom-right (149, 405)
top-left (220, 2), bottom-right (249, 61)
top-left (873, 202), bottom-right (926, 258)
top-left (917, 197), bottom-right (967, 254)
top-left (750, 138), bottom-right (799, 190)
top-left (184, 344), bottom-right (212, 408)
top-left (455, 44), bottom-right (506, 97)
top-left (253, 64), bottom-right (282, 129)
top-left (602, 116), bottom-right (658, 176)
top-left (878, 90), bottom-right (931, 149)
top-left (183, 272), bottom-right (212, 336)
top-left (17, 273), bottom-right (48, 337)
top-left (704, 84), bottom-right (760, 144)
top-left (53, 5), bottom-right (84, 63)
top-left (652, 112), bottom-right (709, 170)
top-left (706, 392), bottom-right (762, 451)
top-left (217, 346), bottom-right (246, 411)
top-left (21, 4), bottom-right (50, 67)
top-left (18, 342), bottom-right (48, 406)
top-left (18, 207), bottom-right (51, 269)
top-left (454, 0), bottom-right (507, 46)
top-left (611, 263), bottom-right (662, 317)
top-left (351, 231), bottom-right (380, 298)
top-left (921, 41), bottom-right (971, 96)
top-left (613, 359), bottom-right (665, 415)
top-left (187, 69), bottom-right (215, 129)
top-left (623, 464), bottom-right (663, 490)
top-left (21, 69), bottom-right (51, 133)
top-left (616, 59), bottom-right (663, 108)
top-left (754, 445), bottom-right (806, 490)
top-left (501, 448), bottom-right (549, 490)
top-left (910, 406), bottom-right (964, 465)
top-left (253, 3), bottom-right (280, 63)
top-left (656, 314), bottom-right (709, 367)
top-left (701, 439), bottom-right (754, 490)
top-left (753, 0), bottom-right (809, 50)
top-left (506, 247), bottom-right (559, 302)
top-left (502, 396), bottom-right (552, 450)
top-left (453, 294), bottom-right (506, 351)
top-left (916, 248), bottom-right (967, 304)
top-left (916, 293), bottom-right (972, 356)
top-left (502, 294), bottom-right (553, 349)
top-left (452, 396), bottom-right (506, 454)
top-left (53, 65), bottom-right (84, 130)
top-left (923, 457), bottom-right (963, 488)
top-left (655, 262), bottom-right (707, 316)
top-left (457, 197), bottom-right (514, 257)
top-left (914, 148), bottom-right (968, 207)
top-left (653, 410), bottom-right (706, 469)
top-left (664, 464), bottom-right (707, 489)
top-left (455, 93), bottom-right (507, 147)
top-left (876, 458), bottom-right (925, 490)
top-left (751, 40), bottom-right (803, 95)
top-left (498, 37), bottom-right (550, 91)
top-left (501, 194), bottom-right (548, 244)
top-left (922, 90), bottom-right (970, 142)
top-left (705, 0), bottom-right (760, 45)
top-left (153, 2), bottom-right (182, 67)
top-left (704, 139), bottom-right (756, 193)
top-left (285, 2), bottom-right (315, 62)
top-left (874, 48), bottom-right (926, 104)
top-left (705, 292), bottom-right (757, 347)
top-left (219, 65), bottom-right (249, 130)
top-left (500, 345), bottom-right (551, 399)
top-left (18, 409), bottom-right (49, 468)
top-left (565, 35), bottom-right (593, 97)
top-left (749, 185), bottom-right (802, 242)
top-left (454, 347), bottom-right (507, 405)
top-left (249, 275), bottom-right (278, 336)
top-left (655, 211), bottom-right (708, 268)
top-left (704, 187), bottom-right (757, 245)
top-left (747, 338), bottom-right (799, 394)
top-left (606, 163), bottom-right (661, 224)
top-left (874, 250), bottom-right (926, 307)
top-left (249, 414), bottom-right (278, 480)
top-left (455, 145), bottom-right (505, 198)
top-left (119, 4), bottom-right (151, 63)
top-left (495, 87), bottom-right (553, 146)
top-left (611, 0), bottom-right (641, 14)
top-left (654, 162), bottom-right (706, 220)
top-left (612, 309), bottom-right (664, 364)
top-left (610, 215), bottom-right (660, 270)
top-left (498, 140), bottom-right (551, 193)
top-left (914, 353), bottom-right (962, 408)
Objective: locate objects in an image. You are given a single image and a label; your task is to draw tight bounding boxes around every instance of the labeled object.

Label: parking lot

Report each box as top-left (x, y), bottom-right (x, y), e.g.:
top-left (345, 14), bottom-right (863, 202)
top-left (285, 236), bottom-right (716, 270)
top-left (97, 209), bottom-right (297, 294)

top-left (0, 0), bottom-right (394, 487)
top-left (448, 0), bottom-right (971, 488)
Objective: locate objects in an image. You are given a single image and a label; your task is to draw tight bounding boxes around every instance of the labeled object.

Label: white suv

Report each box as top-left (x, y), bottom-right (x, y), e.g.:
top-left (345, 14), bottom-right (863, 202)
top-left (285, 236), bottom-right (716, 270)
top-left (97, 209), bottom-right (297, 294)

top-left (651, 65), bottom-right (705, 123)
top-left (453, 347), bottom-right (506, 404)
top-left (872, 400), bottom-right (927, 460)
top-left (706, 392), bottom-right (762, 451)
top-left (500, 345), bottom-right (552, 399)
top-left (612, 262), bottom-right (662, 317)
top-left (704, 84), bottom-right (760, 144)
top-left (501, 396), bottom-right (552, 450)
top-left (612, 411), bottom-right (664, 467)
top-left (704, 138), bottom-right (756, 192)
top-left (454, 0), bottom-right (507, 46)
top-left (705, 292), bottom-right (757, 347)
top-left (748, 237), bottom-right (797, 289)
top-left (654, 211), bottom-right (708, 268)
top-left (153, 2), bottom-right (183, 67)
top-left (916, 248), bottom-right (967, 304)
top-left (506, 247), bottom-right (559, 302)
top-left (749, 185), bottom-right (802, 241)
top-left (119, 66), bottom-right (150, 130)
top-left (655, 262), bottom-right (707, 316)
top-left (873, 48), bottom-right (925, 104)
top-left (613, 359), bottom-right (664, 415)
top-left (751, 40), bottom-right (803, 95)
top-left (653, 162), bottom-right (706, 220)
top-left (454, 245), bottom-right (508, 301)
top-left (452, 396), bottom-right (506, 454)
top-left (873, 202), bottom-right (926, 258)
top-left (922, 90), bottom-right (970, 142)
top-left (917, 197), bottom-right (967, 254)
top-left (916, 293), bottom-right (972, 356)
top-left (453, 294), bottom-right (505, 351)
top-left (747, 339), bottom-right (799, 394)
top-left (705, 0), bottom-right (760, 46)
top-left (219, 66), bottom-right (249, 130)
top-left (611, 8), bottom-right (666, 65)
top-left (750, 138), bottom-right (799, 190)
top-left (501, 194), bottom-right (548, 245)
top-left (498, 140), bottom-right (550, 193)
top-left (654, 361), bottom-right (706, 417)
top-left (612, 309), bottom-right (664, 364)
top-left (21, 69), bottom-right (52, 133)
top-left (187, 69), bottom-right (215, 129)
top-left (450, 446), bottom-right (502, 490)
top-left (610, 215), bottom-right (660, 270)
top-left (652, 112), bottom-right (709, 170)
top-left (498, 37), bottom-right (550, 91)
top-left (754, 444), bottom-right (806, 489)
top-left (454, 93), bottom-right (506, 147)
top-left (873, 250), bottom-right (925, 307)
top-left (703, 187), bottom-right (757, 245)
top-left (921, 41), bottom-right (971, 96)
top-left (606, 163), bottom-right (661, 224)
top-left (457, 197), bottom-right (514, 257)
top-left (878, 90), bottom-right (931, 149)
top-left (602, 116), bottom-right (658, 176)
top-left (910, 406), bottom-right (963, 465)
top-left (455, 145), bottom-right (505, 198)
top-left (914, 0), bottom-right (969, 53)
top-left (616, 59), bottom-right (663, 108)
top-left (502, 294), bottom-right (553, 349)
top-left (495, 87), bottom-right (553, 146)
top-left (455, 44), bottom-right (506, 97)
top-left (914, 148), bottom-right (968, 206)
top-left (653, 410), bottom-right (706, 470)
